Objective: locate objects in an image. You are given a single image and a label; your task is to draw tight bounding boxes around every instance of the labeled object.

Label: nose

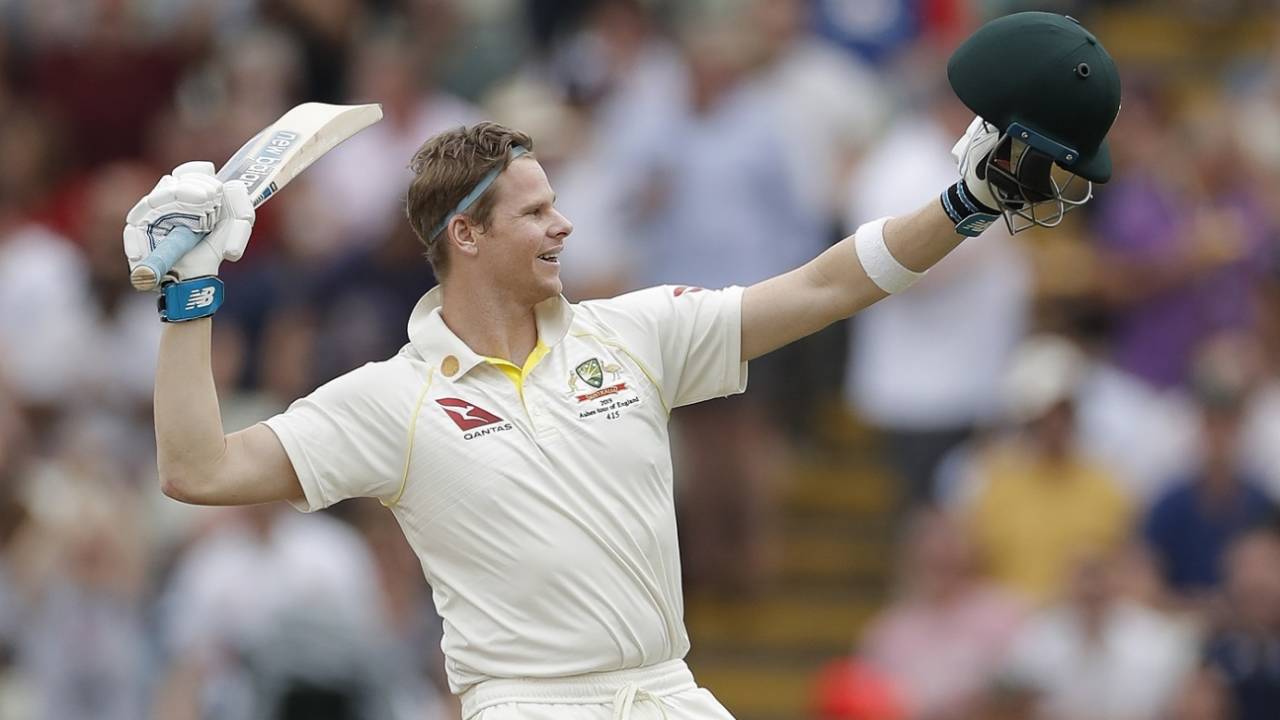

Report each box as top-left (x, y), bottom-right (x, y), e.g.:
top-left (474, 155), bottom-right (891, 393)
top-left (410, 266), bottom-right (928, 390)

top-left (550, 208), bottom-right (573, 239)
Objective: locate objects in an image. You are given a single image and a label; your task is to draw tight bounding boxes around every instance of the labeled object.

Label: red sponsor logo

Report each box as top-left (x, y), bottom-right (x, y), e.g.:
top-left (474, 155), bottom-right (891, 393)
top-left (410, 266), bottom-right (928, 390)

top-left (436, 398), bottom-right (504, 431)
top-left (576, 382), bottom-right (628, 403)
top-left (672, 286), bottom-right (704, 297)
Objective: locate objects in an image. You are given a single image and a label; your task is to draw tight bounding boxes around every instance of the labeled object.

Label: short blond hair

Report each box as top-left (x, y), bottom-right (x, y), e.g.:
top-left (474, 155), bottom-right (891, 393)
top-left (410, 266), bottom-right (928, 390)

top-left (405, 122), bottom-right (534, 278)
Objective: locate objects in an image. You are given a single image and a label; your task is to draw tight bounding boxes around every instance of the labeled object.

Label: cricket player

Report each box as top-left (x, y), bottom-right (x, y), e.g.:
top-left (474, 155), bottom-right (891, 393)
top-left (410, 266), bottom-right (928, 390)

top-left (125, 13), bottom-right (1120, 720)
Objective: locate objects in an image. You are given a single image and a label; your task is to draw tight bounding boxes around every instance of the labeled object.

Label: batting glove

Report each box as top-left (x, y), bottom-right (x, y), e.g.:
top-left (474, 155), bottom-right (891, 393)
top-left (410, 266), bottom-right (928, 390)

top-left (951, 117), bottom-right (1003, 211)
top-left (122, 161), bottom-right (255, 282)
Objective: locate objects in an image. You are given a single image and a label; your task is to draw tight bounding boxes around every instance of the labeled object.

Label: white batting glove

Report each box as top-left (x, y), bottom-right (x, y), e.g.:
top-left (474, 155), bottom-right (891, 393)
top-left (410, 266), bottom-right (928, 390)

top-left (951, 116), bottom-right (1003, 211)
top-left (122, 161), bottom-right (255, 281)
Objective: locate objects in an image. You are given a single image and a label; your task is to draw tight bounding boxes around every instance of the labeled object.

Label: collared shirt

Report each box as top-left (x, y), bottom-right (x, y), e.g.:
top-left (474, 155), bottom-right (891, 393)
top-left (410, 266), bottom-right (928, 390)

top-left (263, 284), bottom-right (747, 693)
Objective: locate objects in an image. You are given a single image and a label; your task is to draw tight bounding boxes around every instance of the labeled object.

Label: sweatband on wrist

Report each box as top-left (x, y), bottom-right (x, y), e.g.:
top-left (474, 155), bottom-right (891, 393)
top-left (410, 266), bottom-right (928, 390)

top-left (941, 179), bottom-right (1000, 237)
top-left (854, 217), bottom-right (923, 294)
top-left (429, 146), bottom-right (530, 240)
top-left (158, 276), bottom-right (224, 322)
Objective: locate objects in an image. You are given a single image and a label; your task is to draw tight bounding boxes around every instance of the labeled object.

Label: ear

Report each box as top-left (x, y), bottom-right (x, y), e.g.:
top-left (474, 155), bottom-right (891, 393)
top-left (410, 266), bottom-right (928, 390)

top-left (447, 216), bottom-right (481, 259)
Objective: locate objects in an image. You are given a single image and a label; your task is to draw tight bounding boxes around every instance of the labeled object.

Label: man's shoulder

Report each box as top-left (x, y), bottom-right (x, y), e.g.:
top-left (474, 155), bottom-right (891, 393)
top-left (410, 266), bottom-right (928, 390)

top-left (574, 285), bottom-right (717, 314)
top-left (308, 347), bottom-right (431, 403)
top-left (571, 285), bottom-right (706, 332)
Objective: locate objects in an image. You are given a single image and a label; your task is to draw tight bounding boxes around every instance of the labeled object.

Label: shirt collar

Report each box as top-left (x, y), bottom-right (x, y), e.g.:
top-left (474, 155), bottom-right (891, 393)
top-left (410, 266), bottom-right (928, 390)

top-left (407, 286), bottom-right (574, 380)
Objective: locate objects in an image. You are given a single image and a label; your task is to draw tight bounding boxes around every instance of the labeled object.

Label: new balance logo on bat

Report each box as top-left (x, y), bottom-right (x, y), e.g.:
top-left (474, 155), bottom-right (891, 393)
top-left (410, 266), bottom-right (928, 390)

top-left (184, 287), bottom-right (217, 310)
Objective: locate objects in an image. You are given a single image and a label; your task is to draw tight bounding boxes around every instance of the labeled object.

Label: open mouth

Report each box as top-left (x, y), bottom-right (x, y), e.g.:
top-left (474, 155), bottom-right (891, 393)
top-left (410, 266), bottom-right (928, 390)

top-left (537, 252), bottom-right (560, 264)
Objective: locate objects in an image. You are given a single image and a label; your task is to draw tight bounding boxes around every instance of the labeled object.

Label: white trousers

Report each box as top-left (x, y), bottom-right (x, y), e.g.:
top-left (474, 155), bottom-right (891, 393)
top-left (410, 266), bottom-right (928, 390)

top-left (460, 660), bottom-right (736, 720)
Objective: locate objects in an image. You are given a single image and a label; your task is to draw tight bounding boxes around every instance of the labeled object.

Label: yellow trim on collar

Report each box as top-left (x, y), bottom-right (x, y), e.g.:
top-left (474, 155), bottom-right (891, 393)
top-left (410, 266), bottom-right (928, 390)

top-left (482, 339), bottom-right (550, 394)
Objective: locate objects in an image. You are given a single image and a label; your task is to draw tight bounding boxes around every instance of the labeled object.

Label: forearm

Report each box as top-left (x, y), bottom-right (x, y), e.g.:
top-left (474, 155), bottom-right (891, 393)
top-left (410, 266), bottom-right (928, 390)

top-left (882, 201), bottom-right (968, 273)
top-left (154, 319), bottom-right (227, 490)
top-left (742, 201), bottom-right (967, 360)
top-left (810, 200), bottom-right (965, 317)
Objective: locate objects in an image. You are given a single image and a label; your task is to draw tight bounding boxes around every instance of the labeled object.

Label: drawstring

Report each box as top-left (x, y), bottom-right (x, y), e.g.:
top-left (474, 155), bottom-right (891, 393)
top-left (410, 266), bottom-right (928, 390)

top-left (612, 683), bottom-right (669, 720)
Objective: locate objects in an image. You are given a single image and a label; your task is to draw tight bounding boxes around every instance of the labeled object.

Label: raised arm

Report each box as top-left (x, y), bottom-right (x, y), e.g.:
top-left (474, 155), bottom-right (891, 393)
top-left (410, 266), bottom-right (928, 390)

top-left (124, 163), bottom-right (302, 506)
top-left (153, 319), bottom-right (302, 505)
top-left (744, 9), bottom-right (1123, 361)
top-left (742, 202), bottom-right (962, 361)
top-left (740, 116), bottom-right (1009, 361)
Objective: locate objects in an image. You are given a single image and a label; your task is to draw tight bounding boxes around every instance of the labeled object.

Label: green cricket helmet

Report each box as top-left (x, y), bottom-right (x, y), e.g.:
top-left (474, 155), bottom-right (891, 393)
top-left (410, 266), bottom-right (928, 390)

top-left (948, 12), bottom-right (1122, 232)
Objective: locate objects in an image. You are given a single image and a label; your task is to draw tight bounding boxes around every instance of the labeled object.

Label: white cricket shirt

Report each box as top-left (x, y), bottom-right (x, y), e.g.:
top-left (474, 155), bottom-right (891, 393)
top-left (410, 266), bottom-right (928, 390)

top-left (263, 284), bottom-right (747, 693)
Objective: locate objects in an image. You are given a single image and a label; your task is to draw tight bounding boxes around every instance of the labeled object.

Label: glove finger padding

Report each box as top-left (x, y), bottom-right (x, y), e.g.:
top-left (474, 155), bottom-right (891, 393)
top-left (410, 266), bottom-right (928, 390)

top-left (211, 180), bottom-right (255, 262)
top-left (172, 160), bottom-right (216, 178)
top-left (122, 223), bottom-right (149, 263)
top-left (127, 175), bottom-right (179, 221)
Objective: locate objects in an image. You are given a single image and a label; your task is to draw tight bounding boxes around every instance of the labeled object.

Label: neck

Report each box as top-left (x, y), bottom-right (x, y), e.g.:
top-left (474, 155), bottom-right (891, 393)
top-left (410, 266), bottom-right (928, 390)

top-left (439, 278), bottom-right (541, 366)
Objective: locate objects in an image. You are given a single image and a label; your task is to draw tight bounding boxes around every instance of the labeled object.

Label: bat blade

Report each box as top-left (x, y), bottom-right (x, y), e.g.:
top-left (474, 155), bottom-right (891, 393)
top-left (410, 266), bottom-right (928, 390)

top-left (130, 102), bottom-right (383, 291)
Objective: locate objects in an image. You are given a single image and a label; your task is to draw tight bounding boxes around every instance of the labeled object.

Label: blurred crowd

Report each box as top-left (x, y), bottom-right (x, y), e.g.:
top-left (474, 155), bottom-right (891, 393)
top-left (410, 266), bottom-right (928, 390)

top-left (0, 0), bottom-right (1278, 719)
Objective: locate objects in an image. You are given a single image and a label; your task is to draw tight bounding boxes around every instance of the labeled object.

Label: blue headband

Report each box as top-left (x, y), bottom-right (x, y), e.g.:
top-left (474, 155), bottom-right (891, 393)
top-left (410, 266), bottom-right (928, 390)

top-left (429, 146), bottom-right (530, 240)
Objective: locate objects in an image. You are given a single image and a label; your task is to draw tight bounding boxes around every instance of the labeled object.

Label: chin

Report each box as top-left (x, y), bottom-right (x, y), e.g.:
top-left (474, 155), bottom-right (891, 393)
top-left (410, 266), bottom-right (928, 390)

top-left (538, 277), bottom-right (563, 300)
top-left (532, 265), bottom-right (562, 299)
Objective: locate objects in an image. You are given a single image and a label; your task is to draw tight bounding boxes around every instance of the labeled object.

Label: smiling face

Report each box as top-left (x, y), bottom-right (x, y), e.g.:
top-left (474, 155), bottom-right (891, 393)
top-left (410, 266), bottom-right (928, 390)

top-left (462, 157), bottom-right (573, 306)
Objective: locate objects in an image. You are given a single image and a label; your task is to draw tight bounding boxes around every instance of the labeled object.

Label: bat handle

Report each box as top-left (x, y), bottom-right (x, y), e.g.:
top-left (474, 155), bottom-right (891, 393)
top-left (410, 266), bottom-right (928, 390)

top-left (130, 226), bottom-right (205, 291)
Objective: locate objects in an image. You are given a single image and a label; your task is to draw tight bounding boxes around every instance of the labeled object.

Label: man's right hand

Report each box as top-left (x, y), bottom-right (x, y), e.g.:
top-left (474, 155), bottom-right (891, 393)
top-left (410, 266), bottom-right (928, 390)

top-left (122, 161), bottom-right (255, 283)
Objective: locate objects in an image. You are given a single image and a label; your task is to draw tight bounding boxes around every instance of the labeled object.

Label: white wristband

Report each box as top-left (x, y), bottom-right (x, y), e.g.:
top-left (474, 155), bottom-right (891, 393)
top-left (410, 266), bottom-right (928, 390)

top-left (854, 216), bottom-right (923, 294)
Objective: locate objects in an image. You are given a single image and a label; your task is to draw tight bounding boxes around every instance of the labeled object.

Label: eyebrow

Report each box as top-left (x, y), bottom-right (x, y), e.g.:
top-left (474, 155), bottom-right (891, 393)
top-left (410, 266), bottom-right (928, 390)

top-left (520, 194), bottom-right (556, 213)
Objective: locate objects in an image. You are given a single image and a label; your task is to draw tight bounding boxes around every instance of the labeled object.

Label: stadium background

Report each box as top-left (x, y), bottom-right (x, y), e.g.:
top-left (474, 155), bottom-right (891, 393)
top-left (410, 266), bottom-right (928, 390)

top-left (1, 0), bottom-right (1279, 718)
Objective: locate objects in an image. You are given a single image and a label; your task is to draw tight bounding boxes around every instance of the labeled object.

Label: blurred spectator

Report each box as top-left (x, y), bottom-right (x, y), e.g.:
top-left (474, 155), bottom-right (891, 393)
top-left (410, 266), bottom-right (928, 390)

top-left (23, 0), bottom-right (191, 169)
top-left (1202, 528), bottom-right (1280, 720)
top-left (0, 219), bottom-right (91, 412)
top-left (154, 504), bottom-right (393, 720)
top-left (811, 0), bottom-right (923, 64)
top-left (843, 62), bottom-right (1030, 506)
top-left (9, 485), bottom-right (151, 720)
top-left (1002, 551), bottom-right (1198, 720)
top-left (1070, 333), bottom-right (1200, 504)
top-left (861, 508), bottom-right (1025, 720)
top-left (1142, 335), bottom-right (1277, 600)
top-left (1240, 330), bottom-right (1280, 502)
top-left (71, 164), bottom-right (165, 416)
top-left (958, 681), bottom-right (1039, 720)
top-left (211, 25), bottom-right (308, 154)
top-left (1091, 90), bottom-right (1275, 390)
top-left (746, 0), bottom-right (888, 227)
top-left (1167, 667), bottom-right (1235, 720)
top-left (346, 500), bottom-right (452, 720)
top-left (954, 335), bottom-right (1132, 604)
top-left (258, 0), bottom-right (367, 103)
top-left (310, 28), bottom-right (482, 248)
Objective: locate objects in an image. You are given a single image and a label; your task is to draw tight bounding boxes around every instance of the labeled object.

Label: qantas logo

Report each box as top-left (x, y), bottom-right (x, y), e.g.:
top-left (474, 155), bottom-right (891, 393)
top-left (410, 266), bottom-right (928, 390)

top-left (436, 398), bottom-right (505, 432)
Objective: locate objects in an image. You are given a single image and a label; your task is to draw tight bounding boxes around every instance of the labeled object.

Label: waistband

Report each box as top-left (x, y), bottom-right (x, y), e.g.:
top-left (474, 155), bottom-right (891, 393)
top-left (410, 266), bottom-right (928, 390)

top-left (460, 660), bottom-right (696, 718)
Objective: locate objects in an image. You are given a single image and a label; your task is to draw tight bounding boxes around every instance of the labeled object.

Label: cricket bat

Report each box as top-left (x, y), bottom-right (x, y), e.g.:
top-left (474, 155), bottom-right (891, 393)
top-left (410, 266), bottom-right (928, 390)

top-left (130, 102), bottom-right (383, 291)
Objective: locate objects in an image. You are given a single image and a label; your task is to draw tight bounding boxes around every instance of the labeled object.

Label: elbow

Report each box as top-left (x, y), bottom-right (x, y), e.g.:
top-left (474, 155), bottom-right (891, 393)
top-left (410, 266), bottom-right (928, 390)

top-left (159, 464), bottom-right (211, 505)
top-left (160, 472), bottom-right (196, 504)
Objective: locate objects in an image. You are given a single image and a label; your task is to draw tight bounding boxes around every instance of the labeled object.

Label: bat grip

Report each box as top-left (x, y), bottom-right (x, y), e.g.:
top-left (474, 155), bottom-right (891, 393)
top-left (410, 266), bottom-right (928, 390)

top-left (130, 226), bottom-right (205, 291)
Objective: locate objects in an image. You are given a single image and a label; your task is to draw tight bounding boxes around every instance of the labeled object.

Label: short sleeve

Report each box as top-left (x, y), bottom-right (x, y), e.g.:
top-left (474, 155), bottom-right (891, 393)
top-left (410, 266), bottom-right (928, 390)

top-left (577, 285), bottom-right (748, 409)
top-left (263, 359), bottom-right (417, 512)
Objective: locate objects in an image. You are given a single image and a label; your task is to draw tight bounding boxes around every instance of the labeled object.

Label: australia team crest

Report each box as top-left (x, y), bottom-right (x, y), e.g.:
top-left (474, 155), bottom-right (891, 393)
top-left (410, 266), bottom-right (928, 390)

top-left (566, 356), bottom-right (641, 420)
